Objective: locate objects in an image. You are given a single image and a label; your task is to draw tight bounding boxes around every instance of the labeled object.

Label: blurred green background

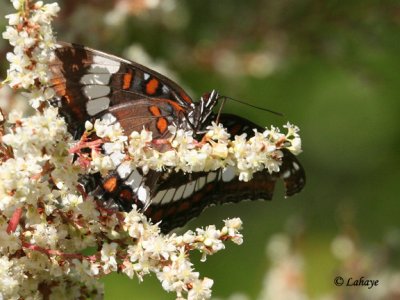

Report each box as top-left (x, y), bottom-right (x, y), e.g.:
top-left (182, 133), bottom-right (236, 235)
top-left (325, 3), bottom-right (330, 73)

top-left (1, 0), bottom-right (399, 299)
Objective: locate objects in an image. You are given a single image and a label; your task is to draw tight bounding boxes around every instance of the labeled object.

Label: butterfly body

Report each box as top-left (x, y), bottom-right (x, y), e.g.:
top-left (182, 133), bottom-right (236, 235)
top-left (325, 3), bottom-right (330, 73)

top-left (49, 42), bottom-right (305, 233)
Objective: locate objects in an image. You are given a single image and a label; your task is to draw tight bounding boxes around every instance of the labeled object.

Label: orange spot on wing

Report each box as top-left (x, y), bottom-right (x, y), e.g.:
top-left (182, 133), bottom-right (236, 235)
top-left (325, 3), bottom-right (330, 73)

top-left (165, 206), bottom-right (177, 217)
top-left (119, 188), bottom-right (133, 202)
top-left (165, 100), bottom-right (185, 112)
top-left (103, 176), bottom-right (118, 193)
top-left (51, 77), bottom-right (66, 96)
top-left (149, 105), bottom-right (168, 133)
top-left (122, 71), bottom-right (133, 90)
top-left (177, 201), bottom-right (190, 212)
top-left (151, 209), bottom-right (163, 222)
top-left (192, 193), bottom-right (203, 202)
top-left (149, 105), bottom-right (161, 116)
top-left (206, 183), bottom-right (215, 191)
top-left (146, 78), bottom-right (159, 95)
top-left (180, 92), bottom-right (193, 104)
top-left (157, 118), bottom-right (168, 133)
top-left (230, 124), bottom-right (243, 136)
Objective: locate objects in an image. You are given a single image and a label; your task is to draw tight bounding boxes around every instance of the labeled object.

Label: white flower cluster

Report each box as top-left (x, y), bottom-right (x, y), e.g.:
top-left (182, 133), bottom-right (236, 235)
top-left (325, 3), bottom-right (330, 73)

top-left (2, 0), bottom-right (59, 108)
top-left (0, 107), bottom-right (102, 299)
top-left (83, 115), bottom-right (302, 181)
top-left (0, 107), bottom-right (244, 299)
top-left (123, 211), bottom-right (243, 299)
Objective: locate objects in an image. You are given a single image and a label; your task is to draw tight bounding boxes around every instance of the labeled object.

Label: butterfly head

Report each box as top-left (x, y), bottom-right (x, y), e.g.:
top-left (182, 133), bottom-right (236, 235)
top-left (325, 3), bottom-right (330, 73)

top-left (190, 90), bottom-right (220, 132)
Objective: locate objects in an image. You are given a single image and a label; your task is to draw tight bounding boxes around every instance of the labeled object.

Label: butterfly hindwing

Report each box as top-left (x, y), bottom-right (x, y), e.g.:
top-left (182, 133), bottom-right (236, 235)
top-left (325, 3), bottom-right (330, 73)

top-left (144, 114), bottom-right (306, 232)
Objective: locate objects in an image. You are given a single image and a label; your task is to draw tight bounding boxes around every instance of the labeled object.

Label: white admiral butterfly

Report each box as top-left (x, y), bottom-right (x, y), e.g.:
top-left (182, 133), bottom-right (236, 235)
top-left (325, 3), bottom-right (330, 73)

top-left (49, 42), bottom-right (305, 232)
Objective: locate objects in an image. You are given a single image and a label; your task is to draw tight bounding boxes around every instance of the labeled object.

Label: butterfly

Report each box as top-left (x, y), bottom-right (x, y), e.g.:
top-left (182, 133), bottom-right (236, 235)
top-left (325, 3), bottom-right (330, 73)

top-left (49, 42), bottom-right (306, 233)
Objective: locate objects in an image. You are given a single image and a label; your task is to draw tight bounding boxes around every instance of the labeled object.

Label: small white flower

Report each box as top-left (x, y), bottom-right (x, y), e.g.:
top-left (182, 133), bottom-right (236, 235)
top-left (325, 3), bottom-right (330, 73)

top-left (85, 121), bottom-right (94, 131)
top-left (23, 87), bottom-right (55, 108)
top-left (124, 210), bottom-right (147, 239)
top-left (0, 224), bottom-right (21, 255)
top-left (11, 0), bottom-right (24, 10)
top-left (101, 243), bottom-right (119, 273)
top-left (0, 256), bottom-right (20, 298)
top-left (31, 224), bottom-right (59, 249)
top-left (5, 13), bottom-right (21, 26)
top-left (195, 226), bottom-right (225, 261)
top-left (42, 2), bottom-right (61, 17)
top-left (188, 277), bottom-right (214, 300)
top-left (205, 122), bottom-right (230, 141)
top-left (222, 217), bottom-right (243, 239)
top-left (6, 51), bottom-right (31, 72)
top-left (60, 193), bottom-right (83, 207)
top-left (142, 236), bottom-right (176, 260)
top-left (2, 26), bottom-right (19, 43)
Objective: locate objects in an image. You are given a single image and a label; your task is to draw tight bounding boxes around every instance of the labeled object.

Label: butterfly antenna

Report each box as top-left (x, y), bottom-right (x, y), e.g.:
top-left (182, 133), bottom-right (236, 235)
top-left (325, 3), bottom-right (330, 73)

top-left (215, 97), bottom-right (227, 125)
top-left (219, 95), bottom-right (284, 117)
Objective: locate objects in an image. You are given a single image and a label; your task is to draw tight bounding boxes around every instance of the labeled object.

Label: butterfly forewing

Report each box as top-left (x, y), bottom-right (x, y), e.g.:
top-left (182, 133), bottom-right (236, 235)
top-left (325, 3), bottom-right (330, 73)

top-left (49, 42), bottom-right (193, 134)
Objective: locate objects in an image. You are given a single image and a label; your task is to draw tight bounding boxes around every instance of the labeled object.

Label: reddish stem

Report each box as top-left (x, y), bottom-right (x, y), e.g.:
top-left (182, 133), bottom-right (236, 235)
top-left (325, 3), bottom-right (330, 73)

top-left (151, 138), bottom-right (170, 145)
top-left (7, 207), bottom-right (23, 233)
top-left (22, 242), bottom-right (98, 262)
top-left (69, 139), bottom-right (104, 154)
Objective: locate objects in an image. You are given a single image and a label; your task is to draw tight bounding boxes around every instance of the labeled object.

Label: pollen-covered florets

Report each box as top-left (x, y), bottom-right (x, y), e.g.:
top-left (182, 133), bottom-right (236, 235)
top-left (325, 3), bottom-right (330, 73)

top-left (205, 122), bottom-right (231, 141)
top-left (81, 117), bottom-right (302, 184)
top-left (222, 217), bottom-right (243, 241)
top-left (85, 120), bottom-right (302, 182)
top-left (283, 122), bottom-right (302, 155)
top-left (3, 0), bottom-right (59, 107)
